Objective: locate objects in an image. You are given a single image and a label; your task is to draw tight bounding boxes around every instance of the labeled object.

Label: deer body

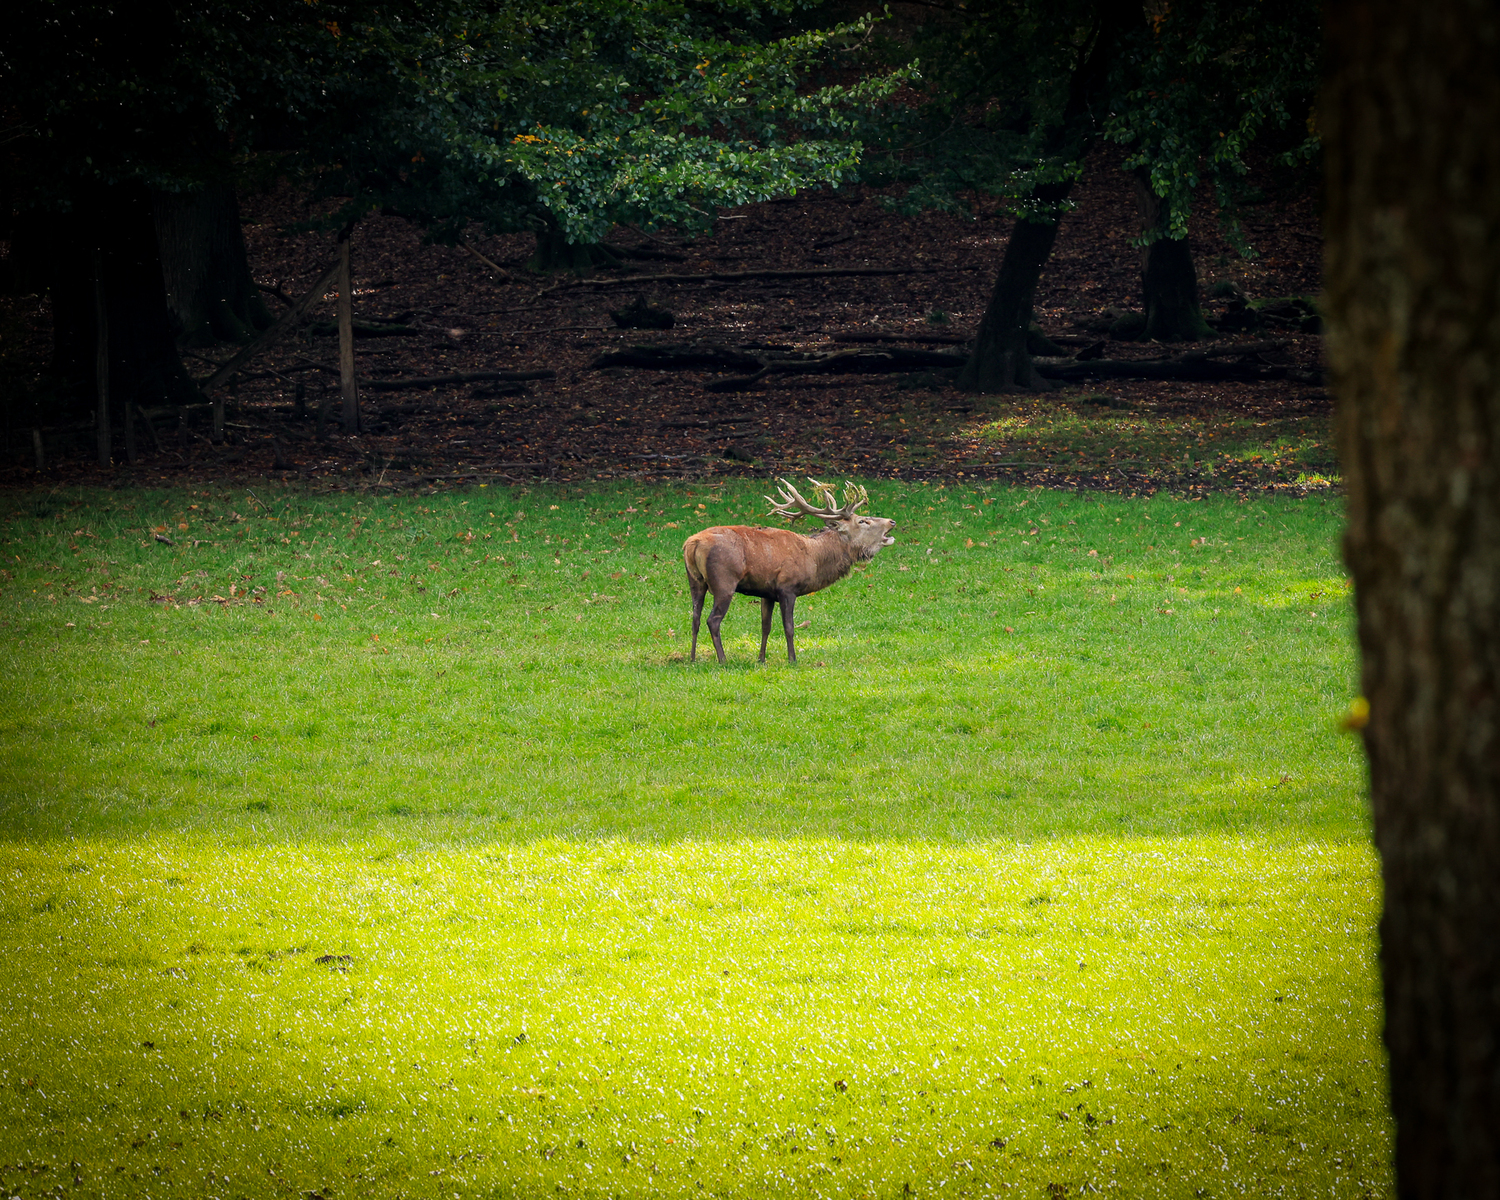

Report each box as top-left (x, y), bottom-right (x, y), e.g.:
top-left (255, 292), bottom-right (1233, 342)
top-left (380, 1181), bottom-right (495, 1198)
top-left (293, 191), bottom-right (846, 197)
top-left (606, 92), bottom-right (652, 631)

top-left (683, 479), bottom-right (895, 664)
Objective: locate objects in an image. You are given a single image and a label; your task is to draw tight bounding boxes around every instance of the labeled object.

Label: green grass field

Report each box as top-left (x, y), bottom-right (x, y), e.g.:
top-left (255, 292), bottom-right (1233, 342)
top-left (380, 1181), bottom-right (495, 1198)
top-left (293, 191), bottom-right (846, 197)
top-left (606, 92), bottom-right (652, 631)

top-left (0, 480), bottom-right (1389, 1198)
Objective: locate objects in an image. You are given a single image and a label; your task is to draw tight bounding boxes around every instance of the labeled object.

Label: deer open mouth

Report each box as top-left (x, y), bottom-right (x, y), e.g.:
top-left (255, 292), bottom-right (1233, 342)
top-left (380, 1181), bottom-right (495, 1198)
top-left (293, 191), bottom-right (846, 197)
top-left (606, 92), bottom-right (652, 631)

top-left (882, 534), bottom-right (896, 546)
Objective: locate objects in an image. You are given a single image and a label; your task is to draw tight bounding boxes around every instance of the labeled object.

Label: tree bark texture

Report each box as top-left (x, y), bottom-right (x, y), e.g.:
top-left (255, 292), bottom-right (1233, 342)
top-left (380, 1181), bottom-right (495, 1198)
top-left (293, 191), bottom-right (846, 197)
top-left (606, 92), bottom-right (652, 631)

top-left (958, 182), bottom-right (1070, 394)
top-left (1133, 168), bottom-right (1213, 341)
top-left (50, 185), bottom-right (201, 425)
top-left (1324, 2), bottom-right (1500, 1195)
top-left (152, 182), bottom-right (274, 347)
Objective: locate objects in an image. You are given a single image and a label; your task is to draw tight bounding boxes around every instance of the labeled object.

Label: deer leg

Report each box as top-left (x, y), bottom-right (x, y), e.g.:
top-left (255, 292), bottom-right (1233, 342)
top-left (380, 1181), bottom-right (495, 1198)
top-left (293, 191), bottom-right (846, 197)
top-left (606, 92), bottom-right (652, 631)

top-left (705, 590), bottom-right (734, 665)
top-left (779, 590), bottom-right (797, 664)
top-left (758, 598), bottom-right (775, 662)
top-left (688, 571), bottom-right (708, 662)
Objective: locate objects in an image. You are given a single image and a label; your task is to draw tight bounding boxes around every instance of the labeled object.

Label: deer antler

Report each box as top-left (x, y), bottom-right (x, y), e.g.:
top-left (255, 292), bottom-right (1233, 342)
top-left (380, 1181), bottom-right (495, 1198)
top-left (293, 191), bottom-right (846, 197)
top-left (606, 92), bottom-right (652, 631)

top-left (808, 477), bottom-right (838, 509)
top-left (766, 477), bottom-right (868, 522)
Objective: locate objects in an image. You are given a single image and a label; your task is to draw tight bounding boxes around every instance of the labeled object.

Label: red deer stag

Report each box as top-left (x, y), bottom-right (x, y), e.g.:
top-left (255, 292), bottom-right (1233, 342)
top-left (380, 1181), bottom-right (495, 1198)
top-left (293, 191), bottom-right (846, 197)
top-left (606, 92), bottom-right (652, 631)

top-left (682, 478), bottom-right (896, 664)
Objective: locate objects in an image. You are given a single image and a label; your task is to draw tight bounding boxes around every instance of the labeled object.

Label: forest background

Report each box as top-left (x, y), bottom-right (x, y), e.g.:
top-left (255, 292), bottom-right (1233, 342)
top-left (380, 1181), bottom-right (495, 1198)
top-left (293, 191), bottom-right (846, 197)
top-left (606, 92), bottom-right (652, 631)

top-left (0, 0), bottom-right (1322, 489)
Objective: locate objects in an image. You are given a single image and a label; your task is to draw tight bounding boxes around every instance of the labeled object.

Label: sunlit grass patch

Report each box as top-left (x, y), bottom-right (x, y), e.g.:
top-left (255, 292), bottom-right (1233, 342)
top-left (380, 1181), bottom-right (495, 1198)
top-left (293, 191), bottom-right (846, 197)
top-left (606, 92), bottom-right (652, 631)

top-left (972, 395), bottom-right (1336, 491)
top-left (0, 836), bottom-right (1386, 1198)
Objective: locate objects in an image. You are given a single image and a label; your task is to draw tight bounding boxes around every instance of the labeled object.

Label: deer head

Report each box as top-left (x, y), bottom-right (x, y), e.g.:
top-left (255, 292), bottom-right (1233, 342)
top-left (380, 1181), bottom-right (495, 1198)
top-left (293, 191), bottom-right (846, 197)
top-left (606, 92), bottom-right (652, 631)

top-left (765, 477), bottom-right (896, 561)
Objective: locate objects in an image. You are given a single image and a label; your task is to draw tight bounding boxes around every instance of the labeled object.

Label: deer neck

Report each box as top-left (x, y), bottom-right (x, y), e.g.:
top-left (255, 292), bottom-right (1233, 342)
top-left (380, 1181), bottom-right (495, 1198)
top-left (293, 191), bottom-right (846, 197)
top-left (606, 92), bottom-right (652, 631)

top-left (804, 529), bottom-right (859, 589)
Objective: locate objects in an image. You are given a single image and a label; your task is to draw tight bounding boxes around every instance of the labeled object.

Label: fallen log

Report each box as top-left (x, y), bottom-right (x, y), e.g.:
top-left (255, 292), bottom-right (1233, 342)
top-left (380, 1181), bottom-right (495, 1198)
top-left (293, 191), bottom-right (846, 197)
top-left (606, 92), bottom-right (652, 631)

top-left (705, 348), bottom-right (966, 392)
top-left (361, 369), bottom-right (556, 391)
top-left (587, 338), bottom-right (1321, 388)
top-left (830, 331), bottom-right (972, 346)
top-left (600, 242), bottom-right (688, 263)
top-left (593, 345), bottom-right (765, 372)
top-left (581, 266), bottom-right (939, 288)
top-left (1034, 357), bottom-right (1320, 383)
top-left (307, 320), bottom-right (421, 338)
top-left (1185, 338), bottom-right (1292, 359)
top-left (460, 240), bottom-right (512, 281)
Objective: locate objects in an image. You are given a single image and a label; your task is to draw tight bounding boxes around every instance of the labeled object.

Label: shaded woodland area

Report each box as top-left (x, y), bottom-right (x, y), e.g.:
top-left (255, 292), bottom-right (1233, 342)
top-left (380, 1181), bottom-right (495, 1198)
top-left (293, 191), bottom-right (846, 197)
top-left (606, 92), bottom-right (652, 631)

top-left (1, 142), bottom-right (1324, 492)
top-left (0, 0), bottom-right (1322, 493)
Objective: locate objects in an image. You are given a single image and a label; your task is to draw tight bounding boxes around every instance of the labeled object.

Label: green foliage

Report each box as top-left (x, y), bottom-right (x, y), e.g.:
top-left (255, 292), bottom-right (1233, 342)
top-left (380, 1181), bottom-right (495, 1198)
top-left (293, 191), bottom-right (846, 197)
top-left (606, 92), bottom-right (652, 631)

top-left (854, 0), bottom-right (1318, 247)
top-left (0, 481), bottom-right (1390, 1196)
top-left (2, 0), bottom-right (908, 246)
top-left (856, 0), bottom-right (1099, 218)
top-left (1103, 0), bottom-right (1320, 251)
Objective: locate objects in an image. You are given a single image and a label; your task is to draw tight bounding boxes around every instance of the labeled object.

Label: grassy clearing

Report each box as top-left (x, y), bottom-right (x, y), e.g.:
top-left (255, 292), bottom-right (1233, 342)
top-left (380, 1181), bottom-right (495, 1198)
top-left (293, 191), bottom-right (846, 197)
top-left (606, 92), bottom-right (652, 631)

top-left (0, 480), bottom-right (1387, 1197)
top-left (970, 395), bottom-right (1336, 491)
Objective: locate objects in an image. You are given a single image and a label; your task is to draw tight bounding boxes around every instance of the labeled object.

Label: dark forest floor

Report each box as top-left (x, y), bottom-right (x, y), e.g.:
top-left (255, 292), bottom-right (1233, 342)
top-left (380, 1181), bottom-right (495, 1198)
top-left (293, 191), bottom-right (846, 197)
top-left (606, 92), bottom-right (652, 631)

top-left (1, 144), bottom-right (1327, 495)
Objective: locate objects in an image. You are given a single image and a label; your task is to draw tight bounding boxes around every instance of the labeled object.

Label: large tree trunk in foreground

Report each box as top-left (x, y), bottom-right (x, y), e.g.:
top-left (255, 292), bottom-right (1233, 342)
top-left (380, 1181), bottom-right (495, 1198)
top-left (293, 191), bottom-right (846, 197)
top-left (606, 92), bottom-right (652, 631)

top-left (1132, 168), bottom-right (1213, 341)
top-left (153, 181), bottom-right (274, 346)
top-left (1324, 2), bottom-right (1500, 1194)
top-left (958, 182), bottom-right (1071, 393)
top-left (50, 185), bottom-right (201, 427)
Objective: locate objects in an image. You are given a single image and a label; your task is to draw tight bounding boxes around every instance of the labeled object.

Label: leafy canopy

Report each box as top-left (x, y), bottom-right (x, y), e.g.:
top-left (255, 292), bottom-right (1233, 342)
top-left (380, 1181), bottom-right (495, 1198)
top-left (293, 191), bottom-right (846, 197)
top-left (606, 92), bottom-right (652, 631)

top-left (1104, 0), bottom-right (1319, 248)
top-left (853, 0), bottom-right (1317, 246)
top-left (1, 0), bottom-right (911, 244)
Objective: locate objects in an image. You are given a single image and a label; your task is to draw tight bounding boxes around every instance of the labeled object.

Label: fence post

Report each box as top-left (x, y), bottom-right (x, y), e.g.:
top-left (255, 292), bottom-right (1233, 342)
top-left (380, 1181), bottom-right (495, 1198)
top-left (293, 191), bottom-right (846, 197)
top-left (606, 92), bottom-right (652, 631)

top-left (94, 249), bottom-right (110, 467)
top-left (338, 235), bottom-right (360, 435)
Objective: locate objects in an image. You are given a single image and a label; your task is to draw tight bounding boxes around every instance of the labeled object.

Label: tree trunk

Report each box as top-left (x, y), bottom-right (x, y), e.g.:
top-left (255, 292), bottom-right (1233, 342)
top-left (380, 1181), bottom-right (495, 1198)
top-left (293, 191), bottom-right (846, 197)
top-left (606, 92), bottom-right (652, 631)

top-left (958, 0), bottom-right (1140, 392)
top-left (1133, 168), bottom-right (1213, 341)
top-left (528, 219), bottom-right (626, 275)
top-left (1324, 2), bottom-right (1500, 1195)
top-left (152, 182), bottom-right (275, 346)
top-left (50, 185), bottom-right (202, 428)
top-left (958, 182), bottom-right (1070, 393)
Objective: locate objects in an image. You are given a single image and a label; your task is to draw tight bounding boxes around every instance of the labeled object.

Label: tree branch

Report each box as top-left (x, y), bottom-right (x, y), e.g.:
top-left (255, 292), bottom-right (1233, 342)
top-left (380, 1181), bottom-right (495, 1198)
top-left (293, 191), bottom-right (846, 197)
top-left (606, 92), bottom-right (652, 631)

top-left (461, 239), bottom-right (512, 281)
top-left (199, 259), bottom-right (342, 393)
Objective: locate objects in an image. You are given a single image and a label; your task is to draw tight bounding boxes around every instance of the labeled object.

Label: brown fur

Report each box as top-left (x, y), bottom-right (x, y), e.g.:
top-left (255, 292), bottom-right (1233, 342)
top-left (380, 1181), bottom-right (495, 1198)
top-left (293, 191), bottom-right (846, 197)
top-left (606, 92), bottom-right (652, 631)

top-left (682, 513), bottom-right (896, 664)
